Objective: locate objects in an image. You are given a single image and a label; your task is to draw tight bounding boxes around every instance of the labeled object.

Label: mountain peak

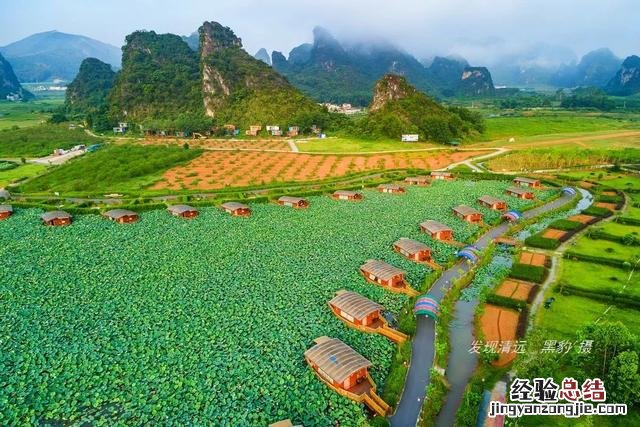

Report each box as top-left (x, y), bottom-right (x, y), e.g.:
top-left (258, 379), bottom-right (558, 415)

top-left (370, 74), bottom-right (416, 112)
top-left (199, 21), bottom-right (242, 56)
top-left (254, 48), bottom-right (271, 65)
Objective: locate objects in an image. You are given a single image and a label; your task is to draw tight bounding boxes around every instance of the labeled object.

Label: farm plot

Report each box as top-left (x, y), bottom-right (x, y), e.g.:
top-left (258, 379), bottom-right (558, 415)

top-left (137, 138), bottom-right (291, 152)
top-left (559, 260), bottom-right (640, 299)
top-left (495, 279), bottom-right (536, 301)
top-left (480, 304), bottom-right (520, 367)
top-left (151, 150), bottom-right (485, 190)
top-left (519, 252), bottom-right (547, 267)
top-left (570, 236), bottom-right (640, 262)
top-left (0, 181), bottom-right (535, 425)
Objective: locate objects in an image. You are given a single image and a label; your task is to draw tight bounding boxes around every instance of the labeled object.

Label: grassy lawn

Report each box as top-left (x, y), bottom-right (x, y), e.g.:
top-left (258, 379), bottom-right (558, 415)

top-left (559, 259), bottom-right (638, 298)
top-left (17, 144), bottom-right (203, 195)
top-left (624, 206), bottom-right (640, 220)
top-left (598, 221), bottom-right (640, 237)
top-left (481, 112), bottom-right (640, 141)
top-left (0, 99), bottom-right (64, 130)
top-left (569, 235), bottom-right (640, 261)
top-left (0, 163), bottom-right (48, 187)
top-left (561, 170), bottom-right (640, 189)
top-left (296, 136), bottom-right (439, 153)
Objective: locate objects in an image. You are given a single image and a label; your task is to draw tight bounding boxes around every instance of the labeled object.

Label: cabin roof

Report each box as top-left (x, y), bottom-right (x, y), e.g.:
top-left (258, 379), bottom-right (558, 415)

top-left (478, 195), bottom-right (505, 205)
top-left (420, 220), bottom-right (452, 233)
top-left (378, 184), bottom-right (403, 190)
top-left (167, 204), bottom-right (197, 214)
top-left (333, 190), bottom-right (361, 197)
top-left (430, 171), bottom-right (453, 176)
top-left (506, 187), bottom-right (532, 195)
top-left (103, 209), bottom-right (138, 219)
top-left (405, 176), bottom-right (430, 182)
top-left (360, 259), bottom-right (405, 281)
top-left (304, 336), bottom-right (372, 383)
top-left (221, 201), bottom-right (249, 210)
top-left (0, 204), bottom-right (13, 213)
top-left (514, 177), bottom-right (539, 184)
top-left (453, 205), bottom-right (481, 216)
top-left (329, 290), bottom-right (383, 321)
top-left (278, 196), bottom-right (307, 204)
top-left (394, 238), bottom-right (431, 254)
top-left (41, 210), bottom-right (71, 221)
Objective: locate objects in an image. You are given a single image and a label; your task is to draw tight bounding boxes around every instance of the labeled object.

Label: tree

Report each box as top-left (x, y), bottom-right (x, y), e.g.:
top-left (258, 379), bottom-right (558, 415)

top-left (573, 322), bottom-right (636, 378)
top-left (607, 351), bottom-right (640, 406)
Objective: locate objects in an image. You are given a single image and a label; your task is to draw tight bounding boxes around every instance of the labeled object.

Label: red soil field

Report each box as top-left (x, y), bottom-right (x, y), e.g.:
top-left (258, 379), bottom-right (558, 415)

top-left (480, 304), bottom-right (520, 367)
top-left (603, 191), bottom-right (617, 196)
top-left (152, 150), bottom-right (484, 190)
top-left (519, 251), bottom-right (546, 266)
top-left (542, 229), bottom-right (566, 239)
top-left (595, 202), bottom-right (617, 211)
top-left (495, 279), bottom-right (534, 301)
top-left (569, 214), bottom-right (596, 224)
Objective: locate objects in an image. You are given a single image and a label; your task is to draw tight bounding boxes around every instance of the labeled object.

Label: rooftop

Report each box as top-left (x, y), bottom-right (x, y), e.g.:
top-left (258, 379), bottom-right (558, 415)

top-left (304, 337), bottom-right (372, 384)
top-left (420, 219), bottom-right (452, 233)
top-left (329, 290), bottom-right (384, 321)
top-left (453, 205), bottom-right (481, 216)
top-left (361, 259), bottom-right (405, 281)
top-left (394, 238), bottom-right (431, 254)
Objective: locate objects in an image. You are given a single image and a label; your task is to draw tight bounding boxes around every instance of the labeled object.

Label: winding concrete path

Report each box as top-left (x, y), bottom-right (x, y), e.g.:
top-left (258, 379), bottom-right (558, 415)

top-left (390, 191), bottom-right (578, 427)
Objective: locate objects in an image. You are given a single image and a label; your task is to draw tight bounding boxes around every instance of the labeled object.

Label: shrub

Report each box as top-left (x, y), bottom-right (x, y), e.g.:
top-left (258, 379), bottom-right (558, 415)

top-left (582, 206), bottom-right (613, 217)
top-left (524, 234), bottom-right (561, 249)
top-left (549, 219), bottom-right (583, 231)
top-left (509, 263), bottom-right (547, 283)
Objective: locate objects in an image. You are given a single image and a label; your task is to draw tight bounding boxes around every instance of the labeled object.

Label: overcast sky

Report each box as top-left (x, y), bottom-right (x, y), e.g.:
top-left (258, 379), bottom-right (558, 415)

top-left (1, 0), bottom-right (639, 66)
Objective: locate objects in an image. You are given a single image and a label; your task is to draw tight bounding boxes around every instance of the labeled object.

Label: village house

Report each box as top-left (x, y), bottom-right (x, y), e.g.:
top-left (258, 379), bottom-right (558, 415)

top-left (221, 202), bottom-right (251, 217)
top-left (404, 176), bottom-right (431, 186)
top-left (332, 190), bottom-right (363, 201)
top-left (506, 187), bottom-right (535, 200)
top-left (513, 177), bottom-right (541, 188)
top-left (452, 205), bottom-right (483, 224)
top-left (477, 195), bottom-right (508, 211)
top-left (419, 220), bottom-right (453, 241)
top-left (430, 171), bottom-right (454, 180)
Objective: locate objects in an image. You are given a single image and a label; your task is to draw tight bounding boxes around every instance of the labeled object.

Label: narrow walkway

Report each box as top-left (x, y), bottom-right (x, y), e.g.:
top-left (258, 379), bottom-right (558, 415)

top-left (287, 139), bottom-right (299, 153)
top-left (389, 191), bottom-right (577, 427)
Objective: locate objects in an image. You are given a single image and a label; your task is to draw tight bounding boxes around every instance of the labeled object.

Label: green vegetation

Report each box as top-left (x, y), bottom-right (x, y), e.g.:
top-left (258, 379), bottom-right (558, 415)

top-left (560, 87), bottom-right (615, 111)
top-left (557, 259), bottom-right (639, 300)
top-left (570, 235), bottom-right (640, 262)
top-left (549, 219), bottom-right (583, 230)
top-left (0, 124), bottom-right (100, 157)
top-left (17, 144), bottom-right (202, 194)
top-left (108, 31), bottom-right (203, 122)
top-left (354, 75), bottom-right (483, 143)
top-left (482, 111), bottom-right (640, 140)
top-left (65, 58), bottom-right (116, 131)
top-left (0, 98), bottom-right (65, 130)
top-left (524, 233), bottom-right (561, 249)
top-left (509, 263), bottom-right (547, 283)
top-left (296, 136), bottom-right (439, 153)
top-left (0, 163), bottom-right (47, 187)
top-left (0, 181), bottom-right (535, 425)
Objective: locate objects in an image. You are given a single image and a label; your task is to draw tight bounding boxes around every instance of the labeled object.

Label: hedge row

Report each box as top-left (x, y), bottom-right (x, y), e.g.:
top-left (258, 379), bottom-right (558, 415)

top-left (563, 251), bottom-right (630, 268)
top-left (582, 206), bottom-right (614, 217)
top-left (588, 230), bottom-right (640, 246)
top-left (554, 284), bottom-right (640, 310)
top-left (618, 217), bottom-right (640, 226)
top-left (549, 219), bottom-right (583, 231)
top-left (596, 194), bottom-right (623, 203)
top-left (524, 234), bottom-right (561, 249)
top-left (510, 263), bottom-right (547, 283)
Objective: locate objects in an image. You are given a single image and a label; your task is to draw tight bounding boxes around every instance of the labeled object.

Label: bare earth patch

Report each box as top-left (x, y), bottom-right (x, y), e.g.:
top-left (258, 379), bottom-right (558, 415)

top-left (595, 202), bottom-right (617, 211)
top-left (495, 279), bottom-right (535, 301)
top-left (542, 229), bottom-right (566, 240)
top-left (152, 150), bottom-right (484, 190)
top-left (519, 251), bottom-right (547, 266)
top-left (480, 304), bottom-right (520, 367)
top-left (569, 214), bottom-right (596, 224)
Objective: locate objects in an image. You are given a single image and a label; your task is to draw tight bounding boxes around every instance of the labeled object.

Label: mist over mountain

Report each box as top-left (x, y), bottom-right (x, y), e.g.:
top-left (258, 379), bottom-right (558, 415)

top-left (0, 31), bottom-right (121, 82)
top-left (253, 48), bottom-right (271, 65)
top-left (271, 26), bottom-right (495, 104)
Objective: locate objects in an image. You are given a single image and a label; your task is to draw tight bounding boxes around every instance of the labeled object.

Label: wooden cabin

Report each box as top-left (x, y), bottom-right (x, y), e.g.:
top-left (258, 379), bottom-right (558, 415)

top-left (332, 190), bottom-right (363, 201)
top-left (103, 209), bottom-right (139, 224)
top-left (514, 177), bottom-right (541, 188)
top-left (478, 195), bottom-right (508, 211)
top-left (430, 171), bottom-right (454, 180)
top-left (329, 290), bottom-right (384, 327)
top-left (277, 196), bottom-right (309, 209)
top-left (0, 205), bottom-right (13, 220)
top-left (453, 205), bottom-right (483, 224)
top-left (328, 291), bottom-right (408, 343)
top-left (420, 220), bottom-right (453, 241)
top-left (359, 260), bottom-right (418, 296)
top-left (304, 336), bottom-right (390, 416)
top-left (221, 202), bottom-right (251, 217)
top-left (167, 204), bottom-right (199, 218)
top-left (377, 184), bottom-right (405, 194)
top-left (404, 176), bottom-right (431, 186)
top-left (393, 238), bottom-right (432, 262)
top-left (41, 211), bottom-right (72, 226)
top-left (506, 187), bottom-right (535, 200)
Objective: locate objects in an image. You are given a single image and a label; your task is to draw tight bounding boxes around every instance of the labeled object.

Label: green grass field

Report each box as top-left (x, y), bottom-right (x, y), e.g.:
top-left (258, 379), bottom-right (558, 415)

top-left (598, 221), bottom-right (640, 237)
top-left (0, 99), bottom-right (64, 130)
top-left (0, 163), bottom-right (48, 187)
top-left (482, 112), bottom-right (640, 141)
top-left (559, 259), bottom-right (638, 299)
top-left (295, 136), bottom-right (439, 153)
top-left (0, 124), bottom-right (102, 158)
top-left (569, 235), bottom-right (640, 262)
top-left (17, 144), bottom-right (203, 195)
top-left (560, 170), bottom-right (640, 190)
top-left (535, 293), bottom-right (640, 340)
